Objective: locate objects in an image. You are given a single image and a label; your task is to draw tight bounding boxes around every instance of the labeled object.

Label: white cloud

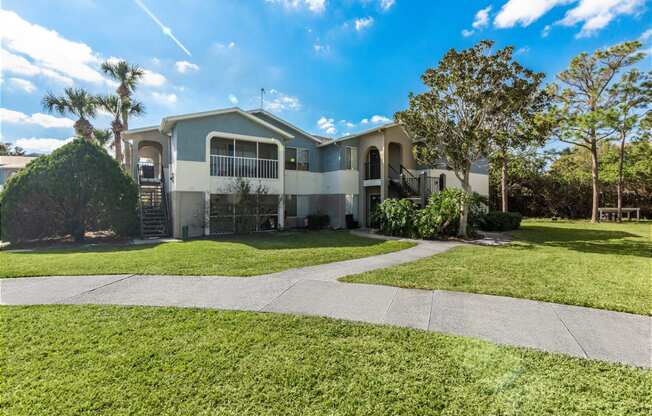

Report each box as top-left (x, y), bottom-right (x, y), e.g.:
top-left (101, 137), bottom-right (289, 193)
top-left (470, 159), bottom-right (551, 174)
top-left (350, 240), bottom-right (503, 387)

top-left (461, 29), bottom-right (475, 37)
top-left (355, 16), bottom-right (374, 31)
top-left (0, 108), bottom-right (75, 128)
top-left (494, 0), bottom-right (571, 28)
top-left (515, 46), bottom-right (530, 54)
top-left (212, 41), bottom-right (237, 52)
top-left (151, 92), bottom-right (177, 104)
top-left (141, 69), bottom-right (167, 87)
top-left (175, 60), bottom-right (200, 73)
top-left (370, 115), bottom-right (391, 124)
top-left (380, 0), bottom-right (395, 11)
top-left (317, 117), bottom-right (336, 134)
top-left (0, 10), bottom-right (105, 84)
top-left (361, 118), bottom-right (369, 124)
top-left (313, 42), bottom-right (331, 53)
top-left (640, 28), bottom-right (652, 43)
top-left (493, 0), bottom-right (643, 37)
top-left (542, 24), bottom-right (552, 37)
top-left (558, 0), bottom-right (646, 38)
top-left (1, 48), bottom-right (74, 85)
top-left (228, 94), bottom-right (239, 105)
top-left (340, 120), bottom-right (356, 128)
top-left (8, 77), bottom-right (36, 93)
top-left (472, 6), bottom-right (492, 29)
top-left (264, 90), bottom-right (301, 112)
top-left (265, 0), bottom-right (326, 13)
top-left (14, 137), bottom-right (74, 154)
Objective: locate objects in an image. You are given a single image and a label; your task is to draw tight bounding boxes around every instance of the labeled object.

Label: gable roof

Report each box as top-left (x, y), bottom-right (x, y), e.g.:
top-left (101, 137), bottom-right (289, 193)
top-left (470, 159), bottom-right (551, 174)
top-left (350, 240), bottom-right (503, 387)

top-left (159, 107), bottom-right (294, 139)
top-left (247, 109), bottom-right (323, 144)
top-left (318, 122), bottom-right (400, 147)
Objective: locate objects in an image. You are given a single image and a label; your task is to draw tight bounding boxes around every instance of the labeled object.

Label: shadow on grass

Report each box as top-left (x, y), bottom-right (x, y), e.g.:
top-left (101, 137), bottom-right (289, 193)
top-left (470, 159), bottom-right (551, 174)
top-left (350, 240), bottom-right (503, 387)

top-left (511, 226), bottom-right (651, 258)
top-left (5, 230), bottom-right (390, 256)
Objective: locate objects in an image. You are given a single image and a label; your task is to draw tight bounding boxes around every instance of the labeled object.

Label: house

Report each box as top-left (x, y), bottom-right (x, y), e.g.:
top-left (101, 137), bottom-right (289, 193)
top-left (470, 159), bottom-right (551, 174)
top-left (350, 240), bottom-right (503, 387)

top-left (0, 156), bottom-right (37, 192)
top-left (122, 107), bottom-right (489, 239)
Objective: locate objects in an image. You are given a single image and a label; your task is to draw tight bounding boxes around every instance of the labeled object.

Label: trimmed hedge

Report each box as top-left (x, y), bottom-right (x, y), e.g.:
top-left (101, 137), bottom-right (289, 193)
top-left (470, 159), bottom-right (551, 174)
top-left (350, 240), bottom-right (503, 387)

top-left (478, 211), bottom-right (522, 231)
top-left (0, 139), bottom-right (139, 243)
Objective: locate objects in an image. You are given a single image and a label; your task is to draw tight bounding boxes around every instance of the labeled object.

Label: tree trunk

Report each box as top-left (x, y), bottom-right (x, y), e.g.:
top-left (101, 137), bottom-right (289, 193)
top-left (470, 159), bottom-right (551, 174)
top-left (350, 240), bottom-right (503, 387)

top-left (590, 142), bottom-right (600, 223)
top-left (458, 170), bottom-right (471, 237)
top-left (501, 155), bottom-right (508, 213)
top-left (616, 131), bottom-right (626, 222)
top-left (114, 128), bottom-right (123, 166)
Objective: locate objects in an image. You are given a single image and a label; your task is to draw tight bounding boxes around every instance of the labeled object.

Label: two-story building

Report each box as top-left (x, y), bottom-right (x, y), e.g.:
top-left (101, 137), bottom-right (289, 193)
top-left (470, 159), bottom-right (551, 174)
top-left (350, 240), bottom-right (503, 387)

top-left (123, 107), bottom-right (489, 239)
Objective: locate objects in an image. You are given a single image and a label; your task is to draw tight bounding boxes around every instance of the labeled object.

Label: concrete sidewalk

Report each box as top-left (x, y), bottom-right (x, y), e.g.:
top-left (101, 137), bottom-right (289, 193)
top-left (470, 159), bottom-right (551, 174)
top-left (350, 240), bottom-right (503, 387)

top-left (1, 235), bottom-right (649, 368)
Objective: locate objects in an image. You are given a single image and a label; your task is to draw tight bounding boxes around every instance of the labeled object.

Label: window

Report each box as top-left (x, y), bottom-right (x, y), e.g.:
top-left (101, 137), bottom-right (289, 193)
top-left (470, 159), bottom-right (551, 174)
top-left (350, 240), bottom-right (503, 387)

top-left (210, 193), bottom-right (279, 234)
top-left (439, 173), bottom-right (446, 191)
top-left (210, 138), bottom-right (278, 179)
top-left (297, 148), bottom-right (309, 171)
top-left (285, 194), bottom-right (297, 218)
top-left (285, 147), bottom-right (297, 170)
top-left (345, 147), bottom-right (358, 170)
top-left (211, 138), bottom-right (234, 156)
top-left (258, 143), bottom-right (278, 160)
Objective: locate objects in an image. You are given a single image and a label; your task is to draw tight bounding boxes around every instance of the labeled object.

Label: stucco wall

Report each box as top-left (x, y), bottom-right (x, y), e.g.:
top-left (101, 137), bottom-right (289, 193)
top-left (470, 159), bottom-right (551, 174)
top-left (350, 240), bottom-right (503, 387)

top-left (170, 190), bottom-right (205, 238)
top-left (174, 112), bottom-right (289, 162)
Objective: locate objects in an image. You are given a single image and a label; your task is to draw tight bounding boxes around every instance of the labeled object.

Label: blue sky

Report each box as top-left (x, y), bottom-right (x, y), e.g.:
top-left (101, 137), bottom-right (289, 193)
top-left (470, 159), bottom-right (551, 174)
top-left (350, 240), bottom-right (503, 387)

top-left (1, 0), bottom-right (650, 154)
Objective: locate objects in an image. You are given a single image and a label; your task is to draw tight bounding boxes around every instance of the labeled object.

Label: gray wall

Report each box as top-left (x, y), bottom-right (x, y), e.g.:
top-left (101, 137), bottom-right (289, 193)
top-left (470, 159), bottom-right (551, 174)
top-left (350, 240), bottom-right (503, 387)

top-left (174, 112), bottom-right (290, 162)
top-left (251, 112), bottom-right (323, 172)
top-left (318, 137), bottom-right (360, 173)
top-left (170, 191), bottom-right (205, 238)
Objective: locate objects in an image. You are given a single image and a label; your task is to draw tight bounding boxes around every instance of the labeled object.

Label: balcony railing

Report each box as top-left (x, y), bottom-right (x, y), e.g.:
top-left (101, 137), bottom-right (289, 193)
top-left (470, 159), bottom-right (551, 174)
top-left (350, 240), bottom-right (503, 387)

top-left (210, 155), bottom-right (278, 179)
top-left (364, 161), bottom-right (381, 180)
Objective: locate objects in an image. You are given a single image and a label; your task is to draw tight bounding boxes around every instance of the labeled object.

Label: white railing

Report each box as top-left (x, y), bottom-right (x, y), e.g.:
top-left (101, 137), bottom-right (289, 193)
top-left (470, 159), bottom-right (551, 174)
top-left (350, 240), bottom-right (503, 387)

top-left (210, 155), bottom-right (278, 179)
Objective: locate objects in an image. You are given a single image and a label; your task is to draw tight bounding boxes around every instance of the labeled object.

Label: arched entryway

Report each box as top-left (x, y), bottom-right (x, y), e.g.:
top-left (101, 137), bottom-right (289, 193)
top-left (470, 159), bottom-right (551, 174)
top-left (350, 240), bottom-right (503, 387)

top-left (138, 141), bottom-right (163, 183)
top-left (365, 147), bottom-right (381, 180)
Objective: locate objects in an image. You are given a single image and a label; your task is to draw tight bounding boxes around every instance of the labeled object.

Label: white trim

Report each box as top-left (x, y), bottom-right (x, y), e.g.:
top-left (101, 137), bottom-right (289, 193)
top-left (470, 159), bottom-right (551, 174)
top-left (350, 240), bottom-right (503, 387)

top-left (122, 125), bottom-right (160, 137)
top-left (160, 107), bottom-right (294, 139)
top-left (318, 122), bottom-right (399, 147)
top-left (248, 109), bottom-right (323, 144)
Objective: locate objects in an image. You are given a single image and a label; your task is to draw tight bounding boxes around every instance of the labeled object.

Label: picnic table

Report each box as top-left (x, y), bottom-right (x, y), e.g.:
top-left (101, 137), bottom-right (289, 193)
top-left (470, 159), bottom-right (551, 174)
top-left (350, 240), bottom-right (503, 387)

top-left (598, 207), bottom-right (640, 221)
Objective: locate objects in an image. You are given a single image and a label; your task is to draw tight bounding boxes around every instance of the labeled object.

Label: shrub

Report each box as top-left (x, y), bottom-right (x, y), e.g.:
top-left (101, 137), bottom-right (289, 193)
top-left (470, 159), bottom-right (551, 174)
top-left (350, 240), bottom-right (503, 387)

top-left (307, 214), bottom-right (330, 230)
top-left (415, 189), bottom-right (468, 238)
top-left (374, 198), bottom-right (417, 237)
top-left (0, 139), bottom-right (139, 243)
top-left (478, 211), bottom-right (522, 231)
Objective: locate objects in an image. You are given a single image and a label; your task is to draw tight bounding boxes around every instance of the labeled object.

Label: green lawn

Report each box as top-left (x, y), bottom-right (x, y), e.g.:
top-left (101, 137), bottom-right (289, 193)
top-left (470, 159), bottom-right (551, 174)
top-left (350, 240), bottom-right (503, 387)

top-left (1, 305), bottom-right (649, 415)
top-left (0, 231), bottom-right (413, 278)
top-left (343, 220), bottom-right (652, 315)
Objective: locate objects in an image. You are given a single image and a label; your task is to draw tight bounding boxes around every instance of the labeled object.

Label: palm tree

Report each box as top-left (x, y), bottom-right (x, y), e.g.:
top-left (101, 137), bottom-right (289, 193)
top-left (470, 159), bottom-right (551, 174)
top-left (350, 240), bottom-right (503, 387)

top-left (101, 60), bottom-right (145, 164)
top-left (42, 88), bottom-right (98, 141)
top-left (97, 94), bottom-right (145, 164)
top-left (93, 128), bottom-right (114, 148)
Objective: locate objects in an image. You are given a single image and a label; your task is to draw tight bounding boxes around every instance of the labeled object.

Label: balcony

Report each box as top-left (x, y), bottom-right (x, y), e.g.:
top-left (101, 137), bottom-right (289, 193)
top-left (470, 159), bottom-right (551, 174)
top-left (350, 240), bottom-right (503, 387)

top-left (210, 155), bottom-right (279, 179)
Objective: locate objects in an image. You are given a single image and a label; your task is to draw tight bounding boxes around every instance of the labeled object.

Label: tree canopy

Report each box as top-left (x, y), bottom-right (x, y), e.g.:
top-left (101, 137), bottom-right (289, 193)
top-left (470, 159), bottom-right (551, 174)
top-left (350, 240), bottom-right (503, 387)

top-left (0, 139), bottom-right (139, 243)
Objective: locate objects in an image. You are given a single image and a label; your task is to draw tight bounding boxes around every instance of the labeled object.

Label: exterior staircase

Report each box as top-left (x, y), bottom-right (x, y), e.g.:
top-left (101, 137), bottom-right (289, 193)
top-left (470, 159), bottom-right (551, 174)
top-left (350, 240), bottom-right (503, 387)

top-left (138, 183), bottom-right (170, 239)
top-left (388, 165), bottom-right (440, 206)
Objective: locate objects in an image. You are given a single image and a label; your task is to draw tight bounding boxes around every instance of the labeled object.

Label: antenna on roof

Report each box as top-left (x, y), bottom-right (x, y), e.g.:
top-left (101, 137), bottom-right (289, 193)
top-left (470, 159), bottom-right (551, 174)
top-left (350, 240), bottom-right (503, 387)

top-left (260, 88), bottom-right (265, 110)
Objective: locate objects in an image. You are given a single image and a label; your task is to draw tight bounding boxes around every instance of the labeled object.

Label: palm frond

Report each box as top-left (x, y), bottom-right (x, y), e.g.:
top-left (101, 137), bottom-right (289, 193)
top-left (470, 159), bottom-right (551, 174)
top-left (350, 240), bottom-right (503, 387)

top-left (128, 100), bottom-right (146, 117)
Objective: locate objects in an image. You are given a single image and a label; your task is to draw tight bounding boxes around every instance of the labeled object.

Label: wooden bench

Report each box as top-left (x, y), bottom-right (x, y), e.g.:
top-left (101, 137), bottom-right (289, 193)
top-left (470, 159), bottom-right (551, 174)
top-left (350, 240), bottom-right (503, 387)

top-left (598, 207), bottom-right (640, 221)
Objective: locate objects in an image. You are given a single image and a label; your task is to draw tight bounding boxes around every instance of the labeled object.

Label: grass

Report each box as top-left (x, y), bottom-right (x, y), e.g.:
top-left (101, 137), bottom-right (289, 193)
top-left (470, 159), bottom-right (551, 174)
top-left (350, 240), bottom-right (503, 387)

top-left (0, 231), bottom-right (413, 278)
top-left (1, 305), bottom-right (649, 415)
top-left (343, 220), bottom-right (652, 315)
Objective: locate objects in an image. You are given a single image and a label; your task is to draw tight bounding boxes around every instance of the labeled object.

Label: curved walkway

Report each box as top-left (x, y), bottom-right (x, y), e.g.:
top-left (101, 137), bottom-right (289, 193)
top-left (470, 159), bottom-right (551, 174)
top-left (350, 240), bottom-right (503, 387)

top-left (1, 234), bottom-right (649, 368)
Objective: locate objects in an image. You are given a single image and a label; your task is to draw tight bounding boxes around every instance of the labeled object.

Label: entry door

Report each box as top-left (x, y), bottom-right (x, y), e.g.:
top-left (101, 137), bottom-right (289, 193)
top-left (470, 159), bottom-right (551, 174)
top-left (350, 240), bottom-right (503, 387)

top-left (367, 194), bottom-right (382, 227)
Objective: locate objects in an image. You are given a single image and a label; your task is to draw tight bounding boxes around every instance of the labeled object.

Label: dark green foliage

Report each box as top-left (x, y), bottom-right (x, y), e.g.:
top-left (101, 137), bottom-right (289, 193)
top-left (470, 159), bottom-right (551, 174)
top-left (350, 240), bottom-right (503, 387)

top-left (374, 198), bottom-right (417, 237)
top-left (375, 189), bottom-right (484, 239)
top-left (478, 212), bottom-right (522, 231)
top-left (306, 214), bottom-right (330, 230)
top-left (0, 139), bottom-right (138, 243)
